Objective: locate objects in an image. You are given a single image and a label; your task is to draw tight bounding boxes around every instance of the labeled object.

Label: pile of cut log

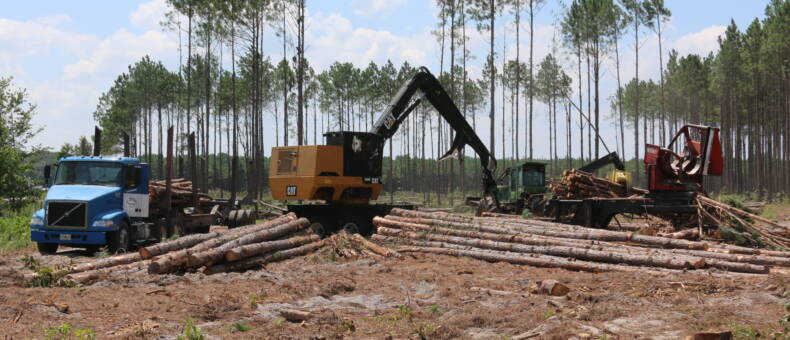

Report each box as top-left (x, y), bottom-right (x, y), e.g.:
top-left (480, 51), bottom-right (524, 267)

top-left (149, 179), bottom-right (213, 206)
top-left (63, 213), bottom-right (323, 284)
top-left (372, 208), bottom-right (790, 275)
top-left (549, 169), bottom-right (646, 199)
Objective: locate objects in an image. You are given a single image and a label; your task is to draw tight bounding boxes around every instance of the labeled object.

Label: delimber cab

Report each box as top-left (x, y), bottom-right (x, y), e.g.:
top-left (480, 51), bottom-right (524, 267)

top-left (269, 67), bottom-right (501, 236)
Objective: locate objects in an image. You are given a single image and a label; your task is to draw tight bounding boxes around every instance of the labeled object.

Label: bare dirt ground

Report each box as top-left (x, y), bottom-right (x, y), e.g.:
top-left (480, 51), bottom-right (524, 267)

top-left (1, 226), bottom-right (789, 339)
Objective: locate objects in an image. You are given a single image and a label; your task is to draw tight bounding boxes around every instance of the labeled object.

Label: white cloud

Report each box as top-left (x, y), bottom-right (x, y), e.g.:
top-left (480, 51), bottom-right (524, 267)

top-left (33, 14), bottom-right (73, 27)
top-left (352, 0), bottom-right (408, 16)
top-left (63, 29), bottom-right (177, 81)
top-left (672, 25), bottom-right (726, 57)
top-left (0, 17), bottom-right (98, 57)
top-left (130, 0), bottom-right (168, 30)
top-left (306, 13), bottom-right (434, 70)
top-left (0, 9), bottom-right (181, 148)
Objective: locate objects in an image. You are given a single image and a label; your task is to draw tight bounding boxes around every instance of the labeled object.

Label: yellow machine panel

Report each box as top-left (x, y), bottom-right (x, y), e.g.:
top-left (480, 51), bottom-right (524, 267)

top-left (269, 145), bottom-right (383, 203)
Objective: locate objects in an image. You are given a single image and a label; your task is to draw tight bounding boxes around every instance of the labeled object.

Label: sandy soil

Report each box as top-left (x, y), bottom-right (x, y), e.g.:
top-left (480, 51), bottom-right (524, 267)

top-left (1, 236), bottom-right (789, 340)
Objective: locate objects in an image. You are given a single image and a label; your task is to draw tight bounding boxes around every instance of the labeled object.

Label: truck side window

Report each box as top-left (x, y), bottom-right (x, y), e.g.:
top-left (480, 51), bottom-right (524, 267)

top-left (125, 166), bottom-right (139, 189)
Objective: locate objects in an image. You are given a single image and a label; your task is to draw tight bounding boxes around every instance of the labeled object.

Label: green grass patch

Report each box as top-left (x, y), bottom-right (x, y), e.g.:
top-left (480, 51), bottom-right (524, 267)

top-left (177, 318), bottom-right (205, 340)
top-left (230, 321), bottom-right (251, 333)
top-left (41, 322), bottom-right (96, 340)
top-left (0, 215), bottom-right (31, 252)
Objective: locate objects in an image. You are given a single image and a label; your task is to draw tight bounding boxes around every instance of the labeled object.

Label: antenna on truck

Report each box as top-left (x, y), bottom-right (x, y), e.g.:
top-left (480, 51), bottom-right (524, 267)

top-left (92, 126), bottom-right (102, 156)
top-left (123, 131), bottom-right (131, 157)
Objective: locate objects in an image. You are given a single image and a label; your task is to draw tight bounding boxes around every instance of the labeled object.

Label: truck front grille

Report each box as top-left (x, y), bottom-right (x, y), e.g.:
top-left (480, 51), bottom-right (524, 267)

top-left (47, 202), bottom-right (87, 228)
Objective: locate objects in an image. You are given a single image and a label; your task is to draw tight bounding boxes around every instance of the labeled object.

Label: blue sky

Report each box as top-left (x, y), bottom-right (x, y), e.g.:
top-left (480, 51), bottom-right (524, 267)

top-left (0, 0), bottom-right (770, 159)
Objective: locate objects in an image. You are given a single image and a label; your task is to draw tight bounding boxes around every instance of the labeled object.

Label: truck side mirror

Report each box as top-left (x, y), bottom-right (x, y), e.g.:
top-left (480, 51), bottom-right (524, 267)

top-left (43, 165), bottom-right (51, 187)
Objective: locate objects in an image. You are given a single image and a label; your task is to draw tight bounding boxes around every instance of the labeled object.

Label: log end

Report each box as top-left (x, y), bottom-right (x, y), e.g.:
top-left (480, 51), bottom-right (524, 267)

top-left (139, 248), bottom-right (152, 259)
top-left (147, 262), bottom-right (163, 275)
top-left (225, 251), bottom-right (241, 262)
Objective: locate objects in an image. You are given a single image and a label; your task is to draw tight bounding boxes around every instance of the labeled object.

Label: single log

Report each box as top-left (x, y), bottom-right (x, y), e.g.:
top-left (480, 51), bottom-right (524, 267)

top-left (659, 228), bottom-right (700, 240)
top-left (69, 259), bottom-right (153, 284)
top-left (470, 286), bottom-right (528, 297)
top-left (140, 231), bottom-right (224, 259)
top-left (203, 239), bottom-right (323, 275)
top-left (350, 234), bottom-right (401, 258)
top-left (376, 225), bottom-right (706, 270)
top-left (685, 331), bottom-right (733, 340)
top-left (391, 243), bottom-right (630, 273)
top-left (69, 252), bottom-right (142, 273)
top-left (148, 214), bottom-right (297, 274)
top-left (224, 234), bottom-right (319, 262)
top-left (532, 280), bottom-right (570, 296)
top-left (187, 218), bottom-right (311, 267)
top-left (280, 309), bottom-right (313, 321)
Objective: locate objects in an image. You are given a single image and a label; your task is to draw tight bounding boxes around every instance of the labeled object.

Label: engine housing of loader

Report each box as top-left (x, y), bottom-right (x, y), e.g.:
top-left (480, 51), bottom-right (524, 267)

top-left (269, 131), bottom-right (384, 204)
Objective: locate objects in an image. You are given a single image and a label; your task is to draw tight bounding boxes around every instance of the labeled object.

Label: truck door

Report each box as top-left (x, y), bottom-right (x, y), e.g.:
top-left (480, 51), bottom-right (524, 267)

top-left (123, 164), bottom-right (149, 218)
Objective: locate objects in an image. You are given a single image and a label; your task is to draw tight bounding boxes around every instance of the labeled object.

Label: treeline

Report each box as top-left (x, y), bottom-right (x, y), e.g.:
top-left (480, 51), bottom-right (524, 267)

top-left (0, 77), bottom-right (40, 213)
top-left (613, 0), bottom-right (790, 198)
top-left (84, 0), bottom-right (790, 202)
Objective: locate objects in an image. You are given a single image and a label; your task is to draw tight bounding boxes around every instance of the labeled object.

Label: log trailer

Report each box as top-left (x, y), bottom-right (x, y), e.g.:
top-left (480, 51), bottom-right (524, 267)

top-left (30, 127), bottom-right (251, 255)
top-left (550, 124), bottom-right (724, 228)
top-left (467, 152), bottom-right (630, 216)
top-left (269, 67), bottom-right (500, 235)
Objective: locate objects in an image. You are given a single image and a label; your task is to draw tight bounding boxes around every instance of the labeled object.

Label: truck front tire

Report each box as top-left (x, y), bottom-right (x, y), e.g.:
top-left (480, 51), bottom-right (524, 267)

top-left (36, 242), bottom-right (59, 255)
top-left (108, 223), bottom-right (131, 254)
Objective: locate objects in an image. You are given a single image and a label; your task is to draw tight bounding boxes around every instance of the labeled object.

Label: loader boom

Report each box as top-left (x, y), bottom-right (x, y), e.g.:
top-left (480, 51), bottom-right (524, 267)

top-left (372, 67), bottom-right (499, 208)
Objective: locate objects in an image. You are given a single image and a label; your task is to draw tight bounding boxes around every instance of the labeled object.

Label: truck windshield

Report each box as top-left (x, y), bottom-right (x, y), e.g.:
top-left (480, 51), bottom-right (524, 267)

top-left (54, 162), bottom-right (123, 187)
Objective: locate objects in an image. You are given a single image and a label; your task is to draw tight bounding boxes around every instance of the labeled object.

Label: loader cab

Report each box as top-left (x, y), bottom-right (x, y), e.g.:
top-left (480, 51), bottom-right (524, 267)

top-left (497, 162), bottom-right (546, 202)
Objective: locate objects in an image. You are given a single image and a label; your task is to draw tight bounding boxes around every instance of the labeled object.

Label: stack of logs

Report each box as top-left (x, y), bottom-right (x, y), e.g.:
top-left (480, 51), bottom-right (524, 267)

top-left (549, 169), bottom-right (646, 199)
top-left (149, 179), bottom-right (213, 206)
top-left (372, 208), bottom-right (790, 275)
top-left (64, 213), bottom-right (324, 284)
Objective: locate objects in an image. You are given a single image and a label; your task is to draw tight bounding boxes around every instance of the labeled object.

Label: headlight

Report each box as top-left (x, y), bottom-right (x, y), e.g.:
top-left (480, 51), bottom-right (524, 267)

top-left (92, 220), bottom-right (114, 227)
top-left (30, 217), bottom-right (44, 226)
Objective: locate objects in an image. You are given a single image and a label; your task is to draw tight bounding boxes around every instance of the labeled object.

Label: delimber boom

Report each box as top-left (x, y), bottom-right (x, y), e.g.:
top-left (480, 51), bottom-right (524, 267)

top-left (269, 67), bottom-right (499, 235)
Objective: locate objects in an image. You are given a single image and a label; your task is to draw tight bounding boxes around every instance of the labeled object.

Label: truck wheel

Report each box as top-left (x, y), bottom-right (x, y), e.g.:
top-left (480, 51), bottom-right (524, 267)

top-left (36, 242), bottom-right (59, 255)
top-left (108, 223), bottom-right (131, 254)
top-left (84, 245), bottom-right (100, 255)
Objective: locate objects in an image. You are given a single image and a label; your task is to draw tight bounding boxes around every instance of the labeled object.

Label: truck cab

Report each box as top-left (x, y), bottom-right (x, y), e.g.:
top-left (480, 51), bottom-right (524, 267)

top-left (30, 156), bottom-right (157, 254)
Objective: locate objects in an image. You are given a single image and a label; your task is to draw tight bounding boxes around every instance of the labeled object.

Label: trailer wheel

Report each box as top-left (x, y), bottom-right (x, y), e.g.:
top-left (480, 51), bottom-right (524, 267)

top-left (238, 210), bottom-right (249, 227)
top-left (340, 217), bottom-right (370, 235)
top-left (308, 216), bottom-right (333, 238)
top-left (108, 223), bottom-right (131, 254)
top-left (36, 242), bottom-right (59, 255)
top-left (227, 210), bottom-right (239, 228)
top-left (154, 218), bottom-right (168, 242)
top-left (193, 225), bottom-right (211, 233)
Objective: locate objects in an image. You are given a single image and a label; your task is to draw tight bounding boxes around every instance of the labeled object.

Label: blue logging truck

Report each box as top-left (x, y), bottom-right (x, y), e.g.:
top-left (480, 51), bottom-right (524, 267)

top-left (30, 127), bottom-right (252, 254)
